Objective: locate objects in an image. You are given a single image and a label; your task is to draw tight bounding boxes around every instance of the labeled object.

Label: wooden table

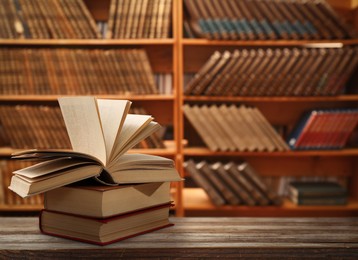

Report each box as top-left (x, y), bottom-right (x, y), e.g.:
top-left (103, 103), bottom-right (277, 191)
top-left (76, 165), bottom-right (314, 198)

top-left (1, 217), bottom-right (358, 258)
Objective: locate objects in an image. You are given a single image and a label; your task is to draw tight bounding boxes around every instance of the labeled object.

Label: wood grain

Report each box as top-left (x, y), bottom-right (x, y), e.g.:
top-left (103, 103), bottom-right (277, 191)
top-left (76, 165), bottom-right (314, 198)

top-left (1, 217), bottom-right (358, 258)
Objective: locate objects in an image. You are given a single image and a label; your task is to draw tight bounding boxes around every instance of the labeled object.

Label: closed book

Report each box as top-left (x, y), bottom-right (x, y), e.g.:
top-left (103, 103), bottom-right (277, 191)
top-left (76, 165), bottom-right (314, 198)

top-left (224, 162), bottom-right (256, 206)
top-left (44, 182), bottom-right (171, 218)
top-left (238, 162), bottom-right (282, 205)
top-left (289, 194), bottom-right (347, 206)
top-left (235, 0), bottom-right (265, 40)
top-left (211, 162), bottom-right (242, 205)
top-left (40, 203), bottom-right (173, 246)
top-left (197, 161), bottom-right (240, 205)
top-left (288, 181), bottom-right (347, 198)
top-left (183, 0), bottom-right (208, 38)
top-left (287, 110), bottom-right (317, 150)
top-left (184, 160), bottom-right (225, 206)
top-left (184, 51), bottom-right (222, 95)
top-left (183, 104), bottom-right (220, 151)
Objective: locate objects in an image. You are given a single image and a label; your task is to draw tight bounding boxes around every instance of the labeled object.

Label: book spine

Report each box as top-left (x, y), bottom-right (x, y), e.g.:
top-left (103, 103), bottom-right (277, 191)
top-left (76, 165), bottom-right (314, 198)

top-left (184, 160), bottom-right (225, 206)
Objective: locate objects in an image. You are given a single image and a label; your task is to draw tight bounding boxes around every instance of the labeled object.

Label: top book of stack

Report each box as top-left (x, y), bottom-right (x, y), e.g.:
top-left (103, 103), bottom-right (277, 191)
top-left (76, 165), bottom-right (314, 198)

top-left (184, 0), bottom-right (356, 40)
top-left (8, 97), bottom-right (182, 198)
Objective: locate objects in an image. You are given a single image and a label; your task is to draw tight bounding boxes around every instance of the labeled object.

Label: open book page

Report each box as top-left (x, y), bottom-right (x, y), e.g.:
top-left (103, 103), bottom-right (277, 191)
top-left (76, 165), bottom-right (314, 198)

top-left (107, 154), bottom-right (175, 171)
top-left (97, 99), bottom-right (131, 164)
top-left (9, 165), bottom-right (103, 198)
top-left (109, 114), bottom-right (154, 163)
top-left (13, 158), bottom-right (99, 179)
top-left (11, 149), bottom-right (103, 164)
top-left (58, 97), bottom-right (107, 165)
top-left (109, 168), bottom-right (181, 183)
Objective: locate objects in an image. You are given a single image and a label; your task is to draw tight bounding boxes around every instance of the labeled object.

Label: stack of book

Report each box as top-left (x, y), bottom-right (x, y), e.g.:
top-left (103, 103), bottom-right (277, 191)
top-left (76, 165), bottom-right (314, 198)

top-left (183, 104), bottom-right (289, 152)
top-left (0, 105), bottom-right (166, 149)
top-left (0, 48), bottom-right (157, 95)
top-left (106, 0), bottom-right (172, 39)
top-left (184, 47), bottom-right (358, 96)
top-left (0, 0), bottom-right (100, 39)
top-left (288, 181), bottom-right (348, 205)
top-left (184, 0), bottom-right (356, 40)
top-left (287, 108), bottom-right (358, 150)
top-left (8, 97), bottom-right (181, 245)
top-left (41, 182), bottom-right (174, 245)
top-left (184, 160), bottom-right (281, 206)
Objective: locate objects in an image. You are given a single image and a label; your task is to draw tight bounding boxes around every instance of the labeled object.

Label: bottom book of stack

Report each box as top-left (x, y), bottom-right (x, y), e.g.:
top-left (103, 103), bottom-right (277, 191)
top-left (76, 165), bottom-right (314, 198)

top-left (40, 182), bottom-right (173, 245)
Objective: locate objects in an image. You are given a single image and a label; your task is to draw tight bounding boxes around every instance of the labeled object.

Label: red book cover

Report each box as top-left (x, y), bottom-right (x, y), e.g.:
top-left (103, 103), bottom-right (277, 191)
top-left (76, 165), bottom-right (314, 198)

top-left (319, 111), bottom-right (340, 148)
top-left (334, 112), bottom-right (358, 147)
top-left (39, 202), bottom-right (174, 246)
top-left (311, 113), bottom-right (332, 149)
top-left (297, 113), bottom-right (323, 148)
top-left (294, 112), bottom-right (319, 148)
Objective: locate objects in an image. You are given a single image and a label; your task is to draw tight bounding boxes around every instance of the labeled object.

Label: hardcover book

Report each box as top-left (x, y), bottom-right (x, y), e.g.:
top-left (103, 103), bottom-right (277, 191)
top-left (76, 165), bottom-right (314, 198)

top-left (44, 181), bottom-right (171, 218)
top-left (288, 181), bottom-right (347, 198)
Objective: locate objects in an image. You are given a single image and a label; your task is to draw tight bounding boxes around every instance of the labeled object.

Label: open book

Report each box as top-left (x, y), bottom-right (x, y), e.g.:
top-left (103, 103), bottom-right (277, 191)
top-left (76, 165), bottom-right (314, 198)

top-left (9, 97), bottom-right (181, 198)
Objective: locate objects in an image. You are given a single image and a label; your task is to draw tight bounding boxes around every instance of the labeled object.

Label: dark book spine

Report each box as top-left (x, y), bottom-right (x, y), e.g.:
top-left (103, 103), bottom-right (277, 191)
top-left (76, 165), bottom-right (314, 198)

top-left (184, 160), bottom-right (226, 206)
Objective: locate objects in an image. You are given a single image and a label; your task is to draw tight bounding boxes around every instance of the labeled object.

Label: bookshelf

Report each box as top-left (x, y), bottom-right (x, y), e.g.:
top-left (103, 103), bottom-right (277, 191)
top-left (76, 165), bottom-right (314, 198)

top-left (0, 0), bottom-right (358, 217)
top-left (176, 0), bottom-right (358, 217)
top-left (0, 0), bottom-right (180, 212)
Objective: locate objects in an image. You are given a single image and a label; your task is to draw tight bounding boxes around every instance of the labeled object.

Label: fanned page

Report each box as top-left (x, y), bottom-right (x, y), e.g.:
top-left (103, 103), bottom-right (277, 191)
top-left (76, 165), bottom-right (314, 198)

top-left (58, 97), bottom-right (107, 165)
top-left (109, 114), bottom-right (157, 164)
top-left (108, 154), bottom-right (175, 172)
top-left (13, 158), bottom-right (98, 179)
top-left (96, 99), bottom-right (132, 164)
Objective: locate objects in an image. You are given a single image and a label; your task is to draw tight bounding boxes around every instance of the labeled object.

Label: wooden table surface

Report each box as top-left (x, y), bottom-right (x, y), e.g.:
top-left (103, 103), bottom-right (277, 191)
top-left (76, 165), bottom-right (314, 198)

top-left (1, 217), bottom-right (358, 259)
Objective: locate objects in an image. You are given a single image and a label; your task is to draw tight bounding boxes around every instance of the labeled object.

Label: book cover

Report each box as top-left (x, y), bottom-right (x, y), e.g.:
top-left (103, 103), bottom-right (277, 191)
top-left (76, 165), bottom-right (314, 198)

top-left (44, 181), bottom-right (171, 218)
top-left (288, 181), bottom-right (347, 198)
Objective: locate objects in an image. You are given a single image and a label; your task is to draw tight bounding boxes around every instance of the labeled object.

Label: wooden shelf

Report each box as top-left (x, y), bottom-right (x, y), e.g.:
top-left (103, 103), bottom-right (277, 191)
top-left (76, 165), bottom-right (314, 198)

top-left (184, 148), bottom-right (358, 157)
top-left (184, 95), bottom-right (358, 102)
top-left (182, 38), bottom-right (358, 46)
top-left (183, 188), bottom-right (358, 217)
top-left (0, 95), bottom-right (175, 102)
top-left (0, 39), bottom-right (175, 46)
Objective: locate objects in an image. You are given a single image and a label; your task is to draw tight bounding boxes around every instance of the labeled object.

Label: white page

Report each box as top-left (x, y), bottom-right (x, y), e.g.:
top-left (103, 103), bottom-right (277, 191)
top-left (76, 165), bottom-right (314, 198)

top-left (13, 158), bottom-right (95, 179)
top-left (58, 97), bottom-right (107, 165)
top-left (109, 114), bottom-right (152, 162)
top-left (97, 99), bottom-right (131, 163)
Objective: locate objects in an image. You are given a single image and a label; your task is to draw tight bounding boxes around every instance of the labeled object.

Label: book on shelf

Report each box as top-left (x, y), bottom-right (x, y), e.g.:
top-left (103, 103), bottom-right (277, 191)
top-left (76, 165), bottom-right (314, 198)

top-left (289, 181), bottom-right (347, 197)
top-left (0, 104), bottom-right (167, 150)
top-left (287, 108), bottom-right (358, 150)
top-left (184, 159), bottom-right (225, 206)
top-left (0, 48), bottom-right (159, 95)
top-left (0, 0), bottom-right (100, 39)
top-left (183, 104), bottom-right (288, 152)
top-left (289, 195), bottom-right (347, 206)
top-left (184, 47), bottom-right (358, 97)
top-left (8, 97), bottom-right (181, 198)
top-left (197, 160), bottom-right (240, 205)
top-left (238, 162), bottom-right (282, 205)
top-left (183, 0), bottom-right (356, 40)
top-left (40, 202), bottom-right (173, 246)
top-left (44, 181), bottom-right (171, 218)
top-left (106, 0), bottom-right (172, 39)
top-left (288, 181), bottom-right (348, 206)
top-left (185, 160), bottom-right (281, 206)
